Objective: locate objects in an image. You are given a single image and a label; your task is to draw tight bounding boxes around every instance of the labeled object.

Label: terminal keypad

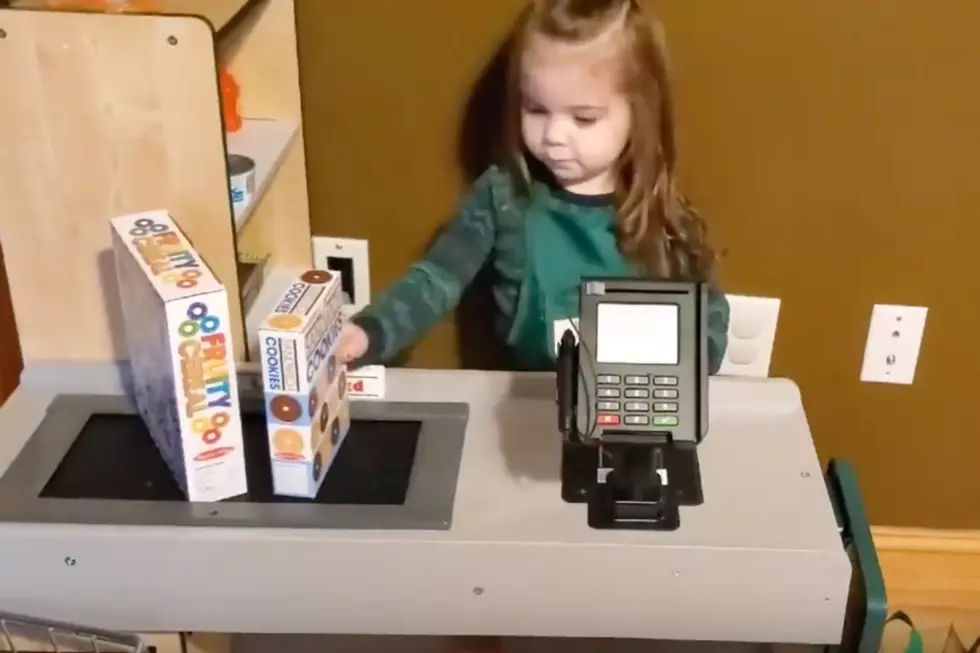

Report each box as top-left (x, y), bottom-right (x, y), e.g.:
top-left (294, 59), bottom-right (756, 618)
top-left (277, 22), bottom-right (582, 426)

top-left (594, 374), bottom-right (680, 427)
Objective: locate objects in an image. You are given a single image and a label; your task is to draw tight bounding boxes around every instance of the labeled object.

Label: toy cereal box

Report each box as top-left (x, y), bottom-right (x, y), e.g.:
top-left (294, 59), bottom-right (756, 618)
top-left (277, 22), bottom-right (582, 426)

top-left (346, 364), bottom-right (386, 400)
top-left (258, 269), bottom-right (350, 498)
top-left (109, 210), bottom-right (248, 502)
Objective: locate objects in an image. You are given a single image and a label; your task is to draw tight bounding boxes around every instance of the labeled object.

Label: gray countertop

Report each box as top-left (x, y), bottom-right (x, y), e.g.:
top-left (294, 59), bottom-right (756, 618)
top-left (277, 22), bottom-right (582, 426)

top-left (0, 362), bottom-right (851, 645)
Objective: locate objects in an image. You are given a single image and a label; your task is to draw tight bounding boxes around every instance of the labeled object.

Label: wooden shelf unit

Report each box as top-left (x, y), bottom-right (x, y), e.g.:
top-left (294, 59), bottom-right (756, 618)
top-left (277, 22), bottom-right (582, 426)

top-left (0, 0), bottom-right (312, 366)
top-left (9, 0), bottom-right (260, 34)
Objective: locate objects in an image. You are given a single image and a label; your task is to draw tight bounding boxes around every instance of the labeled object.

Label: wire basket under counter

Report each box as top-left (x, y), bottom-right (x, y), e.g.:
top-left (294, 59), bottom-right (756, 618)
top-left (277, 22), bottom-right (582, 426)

top-left (0, 611), bottom-right (146, 653)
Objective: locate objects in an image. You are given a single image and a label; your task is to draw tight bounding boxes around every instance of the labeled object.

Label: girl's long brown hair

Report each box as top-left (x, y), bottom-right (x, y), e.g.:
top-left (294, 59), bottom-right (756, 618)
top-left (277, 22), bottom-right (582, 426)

top-left (504, 0), bottom-right (717, 280)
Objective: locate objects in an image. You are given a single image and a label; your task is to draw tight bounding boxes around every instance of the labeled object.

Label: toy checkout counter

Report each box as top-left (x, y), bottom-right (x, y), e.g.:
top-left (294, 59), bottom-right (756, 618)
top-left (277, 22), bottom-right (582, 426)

top-left (0, 276), bottom-right (887, 651)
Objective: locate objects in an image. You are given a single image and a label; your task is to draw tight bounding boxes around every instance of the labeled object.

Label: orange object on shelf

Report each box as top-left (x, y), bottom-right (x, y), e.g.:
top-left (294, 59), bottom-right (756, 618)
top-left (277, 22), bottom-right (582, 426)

top-left (219, 65), bottom-right (243, 133)
top-left (40, 0), bottom-right (162, 11)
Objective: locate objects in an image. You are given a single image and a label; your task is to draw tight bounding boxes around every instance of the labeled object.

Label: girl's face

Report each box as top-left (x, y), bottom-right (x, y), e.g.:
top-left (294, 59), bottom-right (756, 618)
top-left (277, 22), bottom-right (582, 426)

top-left (520, 34), bottom-right (632, 196)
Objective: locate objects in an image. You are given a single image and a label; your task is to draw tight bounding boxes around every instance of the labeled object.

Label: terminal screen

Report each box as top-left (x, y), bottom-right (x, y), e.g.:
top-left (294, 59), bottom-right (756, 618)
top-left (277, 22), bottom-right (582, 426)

top-left (595, 302), bottom-right (680, 365)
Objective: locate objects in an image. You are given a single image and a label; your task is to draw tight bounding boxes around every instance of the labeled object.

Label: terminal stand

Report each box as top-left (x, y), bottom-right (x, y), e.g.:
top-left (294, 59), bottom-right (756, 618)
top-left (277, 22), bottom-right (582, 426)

top-left (602, 440), bottom-right (698, 530)
top-left (555, 279), bottom-right (710, 532)
top-left (560, 437), bottom-right (704, 531)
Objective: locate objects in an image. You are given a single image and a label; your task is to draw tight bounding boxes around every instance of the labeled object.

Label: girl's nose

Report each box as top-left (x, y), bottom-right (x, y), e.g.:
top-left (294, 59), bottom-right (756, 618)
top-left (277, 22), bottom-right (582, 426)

top-left (543, 118), bottom-right (567, 146)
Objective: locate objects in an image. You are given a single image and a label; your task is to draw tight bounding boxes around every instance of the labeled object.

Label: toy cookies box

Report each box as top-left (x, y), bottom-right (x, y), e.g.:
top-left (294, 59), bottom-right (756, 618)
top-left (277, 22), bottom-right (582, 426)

top-left (258, 269), bottom-right (350, 498)
top-left (109, 210), bottom-right (248, 502)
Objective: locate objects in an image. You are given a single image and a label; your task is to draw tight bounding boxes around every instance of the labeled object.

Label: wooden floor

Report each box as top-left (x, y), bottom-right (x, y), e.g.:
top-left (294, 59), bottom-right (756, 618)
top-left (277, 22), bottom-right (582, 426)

top-left (879, 608), bottom-right (980, 652)
top-left (875, 526), bottom-right (980, 652)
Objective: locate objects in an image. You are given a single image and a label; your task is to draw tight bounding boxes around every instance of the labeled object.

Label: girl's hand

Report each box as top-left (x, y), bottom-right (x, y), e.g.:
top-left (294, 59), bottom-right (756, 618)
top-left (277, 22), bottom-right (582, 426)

top-left (338, 322), bottom-right (369, 364)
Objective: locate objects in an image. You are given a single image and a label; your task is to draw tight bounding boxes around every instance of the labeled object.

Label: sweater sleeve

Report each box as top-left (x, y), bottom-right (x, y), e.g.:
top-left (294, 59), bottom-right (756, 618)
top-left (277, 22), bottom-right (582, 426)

top-left (349, 167), bottom-right (505, 366)
top-left (706, 281), bottom-right (730, 375)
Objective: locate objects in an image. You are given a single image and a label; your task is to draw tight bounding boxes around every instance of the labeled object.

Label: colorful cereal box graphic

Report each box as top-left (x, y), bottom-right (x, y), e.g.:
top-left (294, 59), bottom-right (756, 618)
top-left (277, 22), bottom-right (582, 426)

top-left (109, 210), bottom-right (248, 502)
top-left (259, 269), bottom-right (350, 498)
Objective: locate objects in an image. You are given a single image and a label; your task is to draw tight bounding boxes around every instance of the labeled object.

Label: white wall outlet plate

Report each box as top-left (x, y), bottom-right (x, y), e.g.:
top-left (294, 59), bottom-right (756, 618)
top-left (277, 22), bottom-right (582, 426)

top-left (717, 294), bottom-right (781, 378)
top-left (860, 304), bottom-right (928, 385)
top-left (312, 236), bottom-right (370, 314)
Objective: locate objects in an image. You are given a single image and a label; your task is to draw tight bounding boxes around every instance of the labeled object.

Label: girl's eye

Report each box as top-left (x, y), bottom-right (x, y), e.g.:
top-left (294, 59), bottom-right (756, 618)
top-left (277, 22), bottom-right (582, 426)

top-left (524, 105), bottom-right (547, 116)
top-left (574, 115), bottom-right (599, 127)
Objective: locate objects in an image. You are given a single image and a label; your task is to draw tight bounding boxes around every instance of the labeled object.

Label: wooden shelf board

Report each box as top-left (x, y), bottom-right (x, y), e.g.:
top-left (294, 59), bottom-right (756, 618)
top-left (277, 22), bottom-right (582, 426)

top-left (156, 0), bottom-right (258, 31)
top-left (0, 4), bottom-right (247, 363)
top-left (226, 117), bottom-right (300, 233)
top-left (8, 0), bottom-right (261, 32)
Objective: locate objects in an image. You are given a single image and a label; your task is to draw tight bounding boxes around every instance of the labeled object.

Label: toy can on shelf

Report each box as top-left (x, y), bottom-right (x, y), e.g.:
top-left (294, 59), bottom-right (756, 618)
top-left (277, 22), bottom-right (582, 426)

top-left (228, 154), bottom-right (255, 219)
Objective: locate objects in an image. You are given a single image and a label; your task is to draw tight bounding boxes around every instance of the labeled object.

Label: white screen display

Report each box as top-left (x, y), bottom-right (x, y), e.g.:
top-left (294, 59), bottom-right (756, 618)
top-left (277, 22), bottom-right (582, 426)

top-left (595, 302), bottom-right (680, 365)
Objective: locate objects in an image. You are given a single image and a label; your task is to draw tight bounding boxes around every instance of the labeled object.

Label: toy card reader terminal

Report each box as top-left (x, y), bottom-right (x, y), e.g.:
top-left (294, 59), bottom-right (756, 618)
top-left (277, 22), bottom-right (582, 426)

top-left (556, 278), bottom-right (709, 531)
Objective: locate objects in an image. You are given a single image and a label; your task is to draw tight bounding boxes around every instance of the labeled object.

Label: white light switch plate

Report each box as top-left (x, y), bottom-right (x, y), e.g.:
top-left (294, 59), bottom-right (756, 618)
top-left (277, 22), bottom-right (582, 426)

top-left (860, 304), bottom-right (928, 385)
top-left (312, 236), bottom-right (371, 316)
top-left (717, 294), bottom-right (781, 378)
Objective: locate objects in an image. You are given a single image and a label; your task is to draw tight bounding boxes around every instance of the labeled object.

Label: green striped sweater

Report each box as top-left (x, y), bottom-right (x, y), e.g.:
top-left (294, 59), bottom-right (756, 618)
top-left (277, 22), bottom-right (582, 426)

top-left (351, 165), bottom-right (730, 372)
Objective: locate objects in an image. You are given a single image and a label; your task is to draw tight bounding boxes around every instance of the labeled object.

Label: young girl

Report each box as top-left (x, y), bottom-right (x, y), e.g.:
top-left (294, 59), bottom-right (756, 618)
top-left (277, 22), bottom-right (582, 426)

top-left (338, 0), bottom-right (730, 377)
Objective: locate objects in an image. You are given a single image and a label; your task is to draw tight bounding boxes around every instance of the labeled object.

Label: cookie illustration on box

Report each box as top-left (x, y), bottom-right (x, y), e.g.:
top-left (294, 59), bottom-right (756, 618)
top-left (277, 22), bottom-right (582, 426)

top-left (306, 372), bottom-right (325, 448)
top-left (307, 386), bottom-right (319, 419)
top-left (272, 428), bottom-right (304, 462)
top-left (300, 269), bottom-right (333, 285)
top-left (318, 401), bottom-right (330, 433)
top-left (338, 369), bottom-right (348, 400)
top-left (266, 313), bottom-right (302, 331)
top-left (320, 417), bottom-right (337, 450)
top-left (269, 395), bottom-right (302, 424)
top-left (312, 451), bottom-right (323, 484)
